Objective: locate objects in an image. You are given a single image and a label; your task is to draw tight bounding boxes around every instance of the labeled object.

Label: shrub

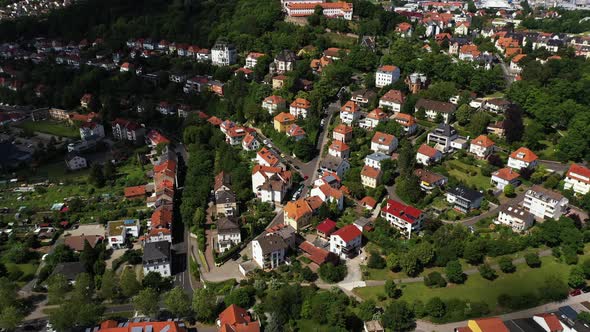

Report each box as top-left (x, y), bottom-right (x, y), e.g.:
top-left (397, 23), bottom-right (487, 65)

top-left (478, 264), bottom-right (498, 281)
top-left (367, 251), bottom-right (387, 269)
top-left (524, 253), bottom-right (541, 268)
top-left (424, 272), bottom-right (447, 288)
top-left (318, 262), bottom-right (347, 283)
top-left (498, 257), bottom-right (516, 273)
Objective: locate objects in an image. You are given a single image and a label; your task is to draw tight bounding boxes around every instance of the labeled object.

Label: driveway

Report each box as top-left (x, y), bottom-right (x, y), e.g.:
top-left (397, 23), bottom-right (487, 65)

top-left (338, 253), bottom-right (367, 291)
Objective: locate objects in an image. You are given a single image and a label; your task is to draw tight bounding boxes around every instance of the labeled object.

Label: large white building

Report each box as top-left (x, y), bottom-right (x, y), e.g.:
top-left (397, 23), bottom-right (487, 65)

top-left (251, 165), bottom-right (292, 204)
top-left (523, 185), bottom-right (569, 220)
top-left (507, 147), bottom-right (538, 170)
top-left (564, 164), bottom-right (590, 195)
top-left (211, 40), bottom-right (237, 66)
top-left (79, 122), bottom-right (105, 141)
top-left (285, 2), bottom-right (353, 20)
top-left (216, 217), bottom-right (241, 253)
top-left (329, 224), bottom-right (362, 259)
top-left (380, 199), bottom-right (424, 238)
top-left (375, 65), bottom-right (401, 88)
top-left (496, 205), bottom-right (534, 232)
top-left (252, 233), bottom-right (287, 269)
top-left (142, 241), bottom-right (171, 276)
top-left (107, 219), bottom-right (140, 249)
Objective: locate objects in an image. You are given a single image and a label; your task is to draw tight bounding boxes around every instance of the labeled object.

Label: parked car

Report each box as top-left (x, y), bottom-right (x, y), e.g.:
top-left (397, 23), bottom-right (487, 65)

top-left (569, 289), bottom-right (582, 297)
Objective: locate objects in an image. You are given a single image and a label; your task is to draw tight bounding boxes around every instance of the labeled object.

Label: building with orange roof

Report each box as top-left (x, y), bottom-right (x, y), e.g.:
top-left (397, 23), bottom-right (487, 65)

top-left (361, 165), bottom-right (382, 188)
top-left (284, 196), bottom-right (322, 230)
top-left (328, 137), bottom-right (350, 157)
top-left (333, 124), bottom-right (353, 142)
top-left (564, 163), bottom-right (590, 195)
top-left (416, 144), bottom-right (443, 166)
top-left (376, 65), bottom-right (401, 88)
top-left (124, 185), bottom-right (146, 200)
top-left (458, 44), bottom-right (481, 61)
top-left (505, 47), bottom-right (522, 57)
top-left (245, 52), bottom-right (266, 69)
top-left (272, 75), bottom-right (288, 89)
top-left (361, 108), bottom-right (388, 130)
top-left (151, 204), bottom-right (173, 229)
top-left (256, 147), bottom-right (283, 169)
top-left (533, 313), bottom-right (567, 332)
top-left (310, 183), bottom-right (344, 210)
top-left (329, 224), bottom-right (362, 259)
top-left (379, 89), bottom-right (406, 112)
top-left (207, 116), bottom-right (222, 126)
top-left (289, 98), bottom-right (311, 118)
top-left (508, 147), bottom-right (538, 170)
top-left (396, 22), bottom-right (413, 38)
top-left (97, 320), bottom-right (186, 332)
top-left (217, 304), bottom-right (260, 332)
top-left (299, 241), bottom-right (339, 266)
top-left (393, 113), bottom-right (417, 135)
top-left (310, 56), bottom-right (333, 74)
top-left (242, 132), bottom-right (260, 151)
top-left (273, 112), bottom-right (296, 133)
top-left (371, 131), bottom-right (398, 154)
top-left (262, 95), bottom-right (286, 114)
top-left (286, 124), bottom-right (306, 141)
top-left (469, 135), bottom-right (495, 159)
top-left (491, 167), bottom-right (520, 190)
top-left (510, 54), bottom-right (527, 73)
top-left (360, 196), bottom-right (377, 210)
top-left (456, 317), bottom-right (509, 332)
top-left (285, 1), bottom-right (353, 20)
top-left (340, 100), bottom-right (360, 125)
top-left (251, 164), bottom-right (292, 204)
top-left (323, 47), bottom-right (347, 60)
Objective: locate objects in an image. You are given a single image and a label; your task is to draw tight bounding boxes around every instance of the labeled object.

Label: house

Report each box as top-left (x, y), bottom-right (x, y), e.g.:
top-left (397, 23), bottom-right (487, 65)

top-left (256, 147), bottom-right (283, 169)
top-left (285, 1), bottom-right (353, 20)
top-left (320, 155), bottom-right (350, 177)
top-left (496, 205), bottom-right (534, 232)
top-left (262, 95), bottom-right (286, 114)
top-left (252, 232), bottom-right (288, 270)
top-left (146, 129), bottom-right (170, 147)
top-left (507, 147), bottom-right (538, 170)
top-left (323, 47), bottom-right (347, 60)
top-left (124, 185), bottom-right (147, 200)
top-left (317, 218), bottom-right (337, 239)
top-left (350, 89), bottom-right (377, 107)
top-left (80, 93), bottom-right (93, 109)
top-left (333, 124), bottom-right (353, 143)
top-left (523, 185), bottom-right (569, 220)
top-left (510, 54), bottom-right (527, 73)
top-left (427, 123), bottom-right (468, 152)
top-left (379, 89), bottom-right (405, 112)
top-left (381, 199), bottom-right (424, 237)
top-left (375, 65), bottom-right (401, 88)
top-left (299, 241), bottom-right (339, 267)
top-left (487, 121), bottom-right (506, 137)
top-left (245, 52), bottom-right (265, 69)
top-left (415, 99), bottom-right (457, 123)
top-left (414, 169), bottom-right (447, 192)
top-left (287, 124), bottom-right (306, 141)
top-left (97, 320), bottom-right (187, 332)
top-left (310, 56), bottom-right (333, 74)
top-left (405, 72), bottom-right (428, 94)
top-left (361, 108), bottom-right (388, 130)
top-left (455, 317), bottom-right (509, 332)
top-left (214, 172), bottom-right (238, 217)
top-left (284, 196), bottom-right (322, 230)
top-left (564, 164), bottom-right (590, 195)
top-left (274, 49), bottom-right (297, 73)
top-left (340, 100), bottom-right (360, 125)
top-left (361, 165), bottom-right (382, 189)
top-left (533, 313), bottom-right (567, 332)
top-left (365, 152), bottom-right (390, 169)
top-left (225, 127), bottom-right (247, 146)
top-left (64, 234), bottom-right (102, 252)
top-left (251, 165), bottom-right (292, 204)
top-left (211, 40), bottom-right (237, 66)
top-left (65, 153), bottom-right (87, 171)
top-left (107, 219), bottom-right (140, 249)
top-left (242, 133), bottom-right (259, 151)
top-left (371, 132), bottom-right (397, 154)
top-left (330, 224), bottom-right (362, 259)
top-left (458, 44), bottom-right (481, 61)
top-left (310, 184), bottom-right (344, 210)
top-left (290, 98), bottom-right (311, 119)
top-left (111, 118), bottom-right (145, 144)
top-left (416, 144), bottom-right (442, 166)
top-left (156, 101), bottom-right (175, 116)
top-left (469, 135), bottom-right (495, 159)
top-left (143, 240), bottom-right (171, 276)
top-left (272, 75), bottom-right (288, 89)
top-left (216, 304), bottom-right (260, 332)
top-left (220, 120), bottom-right (235, 135)
top-left (360, 196), bottom-right (377, 210)
top-left (314, 173), bottom-right (342, 189)
top-left (51, 262), bottom-right (86, 284)
top-left (455, 21), bottom-right (470, 35)
top-left (484, 98), bottom-right (511, 113)
top-left (396, 22), bottom-right (413, 37)
top-left (491, 167), bottom-right (520, 190)
top-left (266, 224), bottom-right (297, 249)
top-left (234, 67), bottom-right (253, 79)
top-left (150, 204), bottom-right (173, 229)
top-left (216, 217), bottom-right (241, 253)
top-left (79, 122), bottom-right (105, 141)
top-left (393, 113), bottom-right (418, 135)
top-left (273, 112), bottom-right (296, 133)
top-left (328, 140), bottom-right (350, 159)
top-left (446, 186), bottom-right (484, 213)
top-left (364, 320), bottom-right (385, 332)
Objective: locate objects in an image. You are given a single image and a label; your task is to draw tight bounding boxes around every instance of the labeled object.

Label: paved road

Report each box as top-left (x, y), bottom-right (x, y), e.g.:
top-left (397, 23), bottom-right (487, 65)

top-left (539, 159), bottom-right (570, 174)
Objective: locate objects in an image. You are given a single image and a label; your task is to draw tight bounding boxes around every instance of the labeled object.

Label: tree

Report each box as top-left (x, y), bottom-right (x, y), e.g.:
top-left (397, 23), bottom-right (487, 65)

top-left (133, 288), bottom-right (160, 318)
top-left (499, 257), bottom-right (516, 273)
top-left (542, 275), bottom-right (569, 301)
top-left (80, 240), bottom-right (98, 274)
top-left (358, 299), bottom-right (377, 321)
top-left (425, 297), bottom-right (446, 318)
top-left (5, 242), bottom-right (28, 263)
top-left (47, 274), bottom-right (71, 304)
top-left (568, 265), bottom-right (586, 289)
top-left (445, 260), bottom-right (465, 284)
top-left (0, 306), bottom-right (23, 331)
top-left (382, 300), bottom-right (415, 332)
top-left (72, 273), bottom-right (94, 300)
top-left (478, 263), bottom-right (498, 281)
top-left (103, 161), bottom-right (116, 181)
top-left (120, 268), bottom-right (141, 298)
top-left (142, 271), bottom-right (171, 291)
top-left (468, 112), bottom-right (490, 136)
top-left (225, 287), bottom-right (255, 309)
top-left (504, 184), bottom-right (516, 198)
top-left (301, 266), bottom-right (317, 282)
top-left (396, 175), bottom-right (423, 204)
top-left (89, 164), bottom-right (105, 188)
top-left (367, 251), bottom-right (387, 269)
top-left (48, 303), bottom-right (77, 332)
top-left (385, 280), bottom-right (401, 298)
top-left (424, 271), bottom-right (447, 288)
top-left (414, 242), bottom-right (435, 266)
top-left (192, 288), bottom-right (217, 322)
top-left (455, 104), bottom-right (473, 126)
top-left (164, 287), bottom-right (192, 318)
top-left (463, 239), bottom-right (486, 265)
top-left (318, 262), bottom-right (347, 283)
top-left (400, 252), bottom-right (421, 277)
top-left (100, 269), bottom-right (118, 301)
top-left (525, 253), bottom-right (541, 268)
top-left (579, 312), bottom-right (590, 324)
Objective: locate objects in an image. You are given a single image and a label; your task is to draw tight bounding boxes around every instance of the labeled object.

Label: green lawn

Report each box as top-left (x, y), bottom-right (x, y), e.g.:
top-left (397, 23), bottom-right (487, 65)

top-left (296, 319), bottom-right (334, 332)
top-left (356, 256), bottom-right (571, 312)
top-left (323, 32), bottom-right (358, 47)
top-left (445, 160), bottom-right (491, 190)
top-left (17, 120), bottom-right (80, 138)
top-left (538, 139), bottom-right (558, 161)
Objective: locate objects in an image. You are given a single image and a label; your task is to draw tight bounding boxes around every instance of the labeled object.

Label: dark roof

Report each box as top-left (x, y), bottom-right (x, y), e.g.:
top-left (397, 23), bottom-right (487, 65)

top-left (143, 240), bottom-right (171, 263)
top-left (256, 233), bottom-right (287, 255)
top-left (52, 262), bottom-right (86, 281)
top-left (351, 89), bottom-right (377, 100)
top-left (447, 186), bottom-right (483, 201)
top-left (320, 155), bottom-right (347, 170)
top-left (275, 49), bottom-right (296, 62)
top-left (0, 142), bottom-right (32, 165)
top-left (216, 217), bottom-right (240, 234)
top-left (504, 318), bottom-right (544, 332)
top-left (432, 123), bottom-right (457, 137)
top-left (415, 98), bottom-right (457, 113)
top-left (215, 190), bottom-right (236, 205)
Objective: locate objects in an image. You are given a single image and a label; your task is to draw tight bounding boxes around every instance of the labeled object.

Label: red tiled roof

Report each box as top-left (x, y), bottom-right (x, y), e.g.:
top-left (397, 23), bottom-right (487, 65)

top-left (124, 185), bottom-right (146, 198)
top-left (329, 140), bottom-right (350, 152)
top-left (372, 131), bottom-right (396, 146)
top-left (360, 196), bottom-right (377, 208)
top-left (493, 167), bottom-right (520, 181)
top-left (511, 54), bottom-right (527, 63)
top-left (299, 241), bottom-right (337, 265)
top-left (207, 116), bottom-right (222, 126)
top-left (291, 98), bottom-right (311, 109)
top-left (151, 205), bottom-right (173, 228)
top-left (64, 235), bottom-right (102, 251)
top-left (332, 224), bottom-right (362, 242)
top-left (567, 164), bottom-right (590, 184)
top-left (381, 89), bottom-right (405, 104)
top-left (379, 65), bottom-right (399, 72)
top-left (317, 219), bottom-right (337, 234)
top-left (361, 165), bottom-right (381, 179)
top-left (218, 305), bottom-right (260, 332)
top-left (147, 129), bottom-right (170, 145)
top-left (274, 112), bottom-right (296, 123)
top-left (264, 95), bottom-right (286, 105)
top-left (382, 199), bottom-right (423, 224)
top-left (472, 317), bottom-right (509, 332)
top-left (509, 147), bottom-right (538, 163)
top-left (471, 135), bottom-right (495, 148)
top-left (536, 313), bottom-right (562, 332)
top-left (417, 144), bottom-right (438, 158)
top-left (98, 321), bottom-right (186, 332)
top-left (334, 124), bottom-right (353, 135)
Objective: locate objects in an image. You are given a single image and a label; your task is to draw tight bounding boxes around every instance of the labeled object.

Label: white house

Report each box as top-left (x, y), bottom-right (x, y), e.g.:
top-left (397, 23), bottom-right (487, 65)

top-left (469, 135), bottom-right (495, 159)
top-left (510, 54), bottom-right (527, 73)
top-left (245, 52), bottom-right (265, 69)
top-left (427, 123), bottom-right (467, 153)
top-left (416, 144), bottom-right (442, 166)
top-left (242, 133), bottom-right (259, 151)
top-left (370, 132), bottom-right (398, 154)
top-left (79, 122), bottom-right (105, 141)
top-left (310, 184), bottom-right (344, 211)
top-left (379, 89), bottom-right (405, 112)
top-left (107, 219), bottom-right (140, 249)
top-left (491, 167), bottom-right (520, 190)
top-left (564, 164), bottom-right (590, 195)
top-left (142, 240), bottom-right (171, 276)
top-left (375, 65), bottom-right (401, 88)
top-left (216, 217), bottom-right (241, 253)
top-left (507, 147), bottom-right (538, 170)
top-left (274, 50), bottom-right (297, 73)
top-left (364, 152), bottom-right (390, 169)
top-left (329, 224), bottom-right (362, 259)
top-left (262, 95), bottom-right (286, 114)
top-left (340, 100), bottom-right (360, 125)
top-left (328, 140), bottom-right (350, 159)
top-left (211, 40), bottom-right (237, 66)
top-left (251, 165), bottom-right (292, 204)
top-left (533, 313), bottom-right (571, 332)
top-left (290, 98), bottom-right (311, 119)
top-left (523, 185), bottom-right (569, 220)
top-left (360, 108), bottom-right (388, 130)
top-left (252, 233), bottom-right (287, 269)
top-left (496, 205), bottom-right (534, 232)
top-left (381, 199), bottom-right (424, 238)
top-left (256, 147), bottom-right (283, 168)
top-left (65, 154), bottom-right (87, 171)
top-left (393, 113), bottom-right (417, 135)
top-left (415, 98), bottom-right (457, 123)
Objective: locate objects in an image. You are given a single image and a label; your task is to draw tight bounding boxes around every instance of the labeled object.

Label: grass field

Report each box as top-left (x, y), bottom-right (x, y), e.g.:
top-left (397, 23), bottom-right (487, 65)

top-left (356, 256), bottom-right (571, 312)
top-left (17, 120), bottom-right (80, 138)
top-left (445, 159), bottom-right (491, 190)
top-left (324, 32), bottom-right (358, 47)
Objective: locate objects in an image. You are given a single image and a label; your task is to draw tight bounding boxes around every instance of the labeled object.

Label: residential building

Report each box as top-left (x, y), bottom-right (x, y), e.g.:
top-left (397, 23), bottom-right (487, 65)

top-left (393, 113), bottom-right (418, 135)
top-left (350, 89), bottom-right (377, 107)
top-left (532, 313), bottom-right (568, 332)
top-left (211, 40), bottom-right (237, 66)
top-left (111, 118), bottom-right (145, 144)
top-left (484, 98), bottom-right (511, 113)
top-left (145, 228), bottom-right (172, 244)
top-left (370, 131), bottom-right (398, 154)
top-left (415, 98), bottom-right (457, 123)
top-left (361, 165), bottom-right (382, 188)
top-left (272, 75), bottom-right (288, 89)
top-left (364, 152), bottom-right (390, 169)
top-left (317, 219), bottom-right (337, 239)
top-left (510, 54), bottom-right (527, 73)
top-left (320, 156), bottom-right (350, 177)
top-left (79, 122), bottom-right (105, 141)
top-left (333, 124), bottom-right (353, 143)
top-left (330, 224), bottom-right (362, 259)
top-left (97, 320), bottom-right (187, 332)
top-left (381, 199), bottom-right (424, 238)
top-left (328, 140), bottom-right (350, 159)
top-left (487, 121), bottom-right (506, 137)
top-left (455, 317), bottom-right (509, 332)
top-left (51, 262), bottom-right (87, 285)
top-left (143, 240), bottom-right (171, 276)
top-left (242, 133), bottom-right (260, 151)
top-left (360, 108), bottom-right (388, 130)
top-left (245, 52), bottom-right (265, 69)
top-left (491, 167), bottom-right (520, 190)
top-left (287, 124), bottom-right (306, 141)
top-left (256, 147), bottom-right (283, 168)
top-left (446, 186), bottom-right (484, 213)
top-left (215, 189), bottom-right (237, 217)
top-left (396, 22), bottom-right (413, 37)
top-left (252, 233), bottom-right (287, 269)
top-left (284, 196), bottom-right (322, 230)
top-left (340, 100), bottom-right (360, 125)
top-left (523, 185), bottom-right (569, 220)
top-left (375, 65), bottom-right (401, 88)
top-left (507, 147), bottom-right (538, 170)
top-left (146, 129), bottom-right (170, 147)
top-left (416, 144), bottom-right (442, 166)
top-left (405, 72), bottom-right (428, 94)
top-left (414, 169), bottom-right (447, 192)
top-left (216, 304), bottom-right (261, 332)
top-left (379, 89), bottom-right (405, 112)
top-left (216, 217), bottom-right (241, 253)
top-left (285, 2), bottom-right (353, 20)
top-left (124, 185), bottom-right (147, 200)
top-left (107, 219), bottom-right (140, 249)
top-left (564, 164), bottom-right (590, 195)
top-left (310, 184), bottom-right (344, 210)
top-left (469, 135), bottom-right (495, 159)
top-left (273, 112), bottom-right (296, 133)
top-left (65, 153), bottom-right (87, 171)
top-left (274, 50), bottom-right (297, 73)
top-left (64, 235), bottom-right (102, 252)
top-left (225, 126), bottom-right (247, 146)
top-left (290, 98), bottom-right (311, 118)
top-left (427, 123), bottom-right (468, 152)
top-left (262, 95), bottom-right (286, 114)
top-left (80, 93), bottom-right (93, 109)
top-left (251, 165), bottom-right (292, 204)
top-left (496, 205), bottom-right (534, 232)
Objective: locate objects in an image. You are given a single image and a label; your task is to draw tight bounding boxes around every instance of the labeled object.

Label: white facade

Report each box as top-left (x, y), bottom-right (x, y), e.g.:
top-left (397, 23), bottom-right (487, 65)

top-left (379, 99), bottom-right (402, 112)
top-left (79, 123), bottom-right (105, 141)
top-left (217, 230), bottom-right (241, 253)
top-left (143, 261), bottom-right (170, 276)
top-left (469, 143), bottom-right (493, 158)
top-left (507, 156), bottom-right (537, 170)
top-left (375, 66), bottom-right (401, 88)
top-left (340, 109), bottom-right (360, 125)
top-left (289, 105), bottom-right (309, 119)
top-left (329, 231), bottom-right (362, 259)
top-left (364, 152), bottom-right (389, 169)
top-left (564, 168), bottom-right (590, 195)
top-left (523, 187), bottom-right (569, 220)
top-left (65, 155), bottom-right (87, 170)
top-left (211, 42), bottom-right (237, 66)
top-left (370, 137), bottom-right (398, 154)
top-left (252, 236), bottom-right (285, 269)
top-left (496, 206), bottom-right (534, 232)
